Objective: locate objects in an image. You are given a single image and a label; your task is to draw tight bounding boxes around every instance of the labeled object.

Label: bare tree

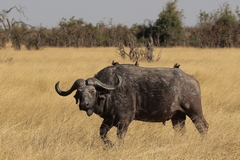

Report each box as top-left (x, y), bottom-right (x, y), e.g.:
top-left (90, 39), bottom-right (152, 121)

top-left (116, 36), bottom-right (161, 62)
top-left (116, 41), bottom-right (128, 59)
top-left (128, 36), bottom-right (139, 61)
top-left (0, 5), bottom-right (30, 50)
top-left (0, 5), bottom-right (27, 30)
top-left (145, 36), bottom-right (154, 61)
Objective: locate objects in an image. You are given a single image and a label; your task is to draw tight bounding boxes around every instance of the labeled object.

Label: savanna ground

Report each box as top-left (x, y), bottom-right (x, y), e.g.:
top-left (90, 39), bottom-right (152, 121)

top-left (0, 45), bottom-right (240, 160)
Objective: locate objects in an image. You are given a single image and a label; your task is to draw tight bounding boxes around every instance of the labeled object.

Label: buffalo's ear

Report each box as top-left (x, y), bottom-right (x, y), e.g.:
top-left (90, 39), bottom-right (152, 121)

top-left (97, 91), bottom-right (110, 99)
top-left (98, 94), bottom-right (106, 99)
top-left (73, 92), bottom-right (79, 104)
top-left (97, 93), bottom-right (110, 106)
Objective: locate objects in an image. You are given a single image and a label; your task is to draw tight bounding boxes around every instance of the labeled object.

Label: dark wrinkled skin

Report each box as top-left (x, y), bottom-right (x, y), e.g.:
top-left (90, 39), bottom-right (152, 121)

top-left (55, 64), bottom-right (208, 147)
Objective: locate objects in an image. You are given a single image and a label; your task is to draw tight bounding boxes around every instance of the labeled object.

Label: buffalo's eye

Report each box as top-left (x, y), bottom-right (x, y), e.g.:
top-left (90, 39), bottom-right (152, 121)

top-left (90, 89), bottom-right (95, 94)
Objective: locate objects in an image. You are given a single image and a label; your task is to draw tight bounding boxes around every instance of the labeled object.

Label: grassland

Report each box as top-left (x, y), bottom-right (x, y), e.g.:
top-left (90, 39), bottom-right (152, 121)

top-left (0, 46), bottom-right (240, 160)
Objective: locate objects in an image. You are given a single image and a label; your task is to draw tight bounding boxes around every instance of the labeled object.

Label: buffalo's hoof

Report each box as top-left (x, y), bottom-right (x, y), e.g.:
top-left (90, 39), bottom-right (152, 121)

top-left (104, 140), bottom-right (114, 148)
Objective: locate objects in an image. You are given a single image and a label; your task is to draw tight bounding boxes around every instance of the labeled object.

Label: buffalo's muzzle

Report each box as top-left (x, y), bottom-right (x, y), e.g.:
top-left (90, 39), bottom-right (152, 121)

top-left (80, 102), bottom-right (89, 109)
top-left (79, 102), bottom-right (93, 116)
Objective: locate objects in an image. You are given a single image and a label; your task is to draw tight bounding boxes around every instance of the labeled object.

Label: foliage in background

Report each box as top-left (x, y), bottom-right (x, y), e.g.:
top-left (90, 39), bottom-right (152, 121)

top-left (154, 0), bottom-right (184, 46)
top-left (0, 1), bottom-right (240, 50)
top-left (188, 2), bottom-right (240, 48)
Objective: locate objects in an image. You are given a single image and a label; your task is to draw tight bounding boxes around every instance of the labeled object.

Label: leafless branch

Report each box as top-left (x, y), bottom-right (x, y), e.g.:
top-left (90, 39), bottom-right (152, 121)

top-left (116, 42), bottom-right (129, 59)
top-left (155, 49), bottom-right (162, 62)
top-left (145, 36), bottom-right (154, 62)
top-left (2, 5), bottom-right (27, 19)
top-left (0, 5), bottom-right (28, 30)
top-left (117, 36), bottom-right (160, 62)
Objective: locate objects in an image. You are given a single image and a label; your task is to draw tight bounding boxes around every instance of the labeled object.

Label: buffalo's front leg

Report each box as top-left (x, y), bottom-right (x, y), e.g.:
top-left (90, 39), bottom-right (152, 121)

top-left (100, 119), bottom-right (113, 147)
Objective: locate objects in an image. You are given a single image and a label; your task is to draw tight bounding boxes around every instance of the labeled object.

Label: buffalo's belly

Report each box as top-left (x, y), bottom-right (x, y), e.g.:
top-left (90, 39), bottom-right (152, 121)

top-left (134, 110), bottom-right (174, 122)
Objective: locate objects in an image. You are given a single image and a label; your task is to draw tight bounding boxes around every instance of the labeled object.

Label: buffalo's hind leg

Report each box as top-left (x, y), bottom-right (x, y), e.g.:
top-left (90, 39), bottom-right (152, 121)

top-left (185, 102), bottom-right (209, 136)
top-left (189, 115), bottom-right (208, 136)
top-left (171, 111), bottom-right (186, 135)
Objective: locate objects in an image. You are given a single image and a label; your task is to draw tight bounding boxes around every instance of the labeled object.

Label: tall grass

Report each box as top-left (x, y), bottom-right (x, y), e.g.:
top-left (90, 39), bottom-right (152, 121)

top-left (0, 47), bottom-right (240, 159)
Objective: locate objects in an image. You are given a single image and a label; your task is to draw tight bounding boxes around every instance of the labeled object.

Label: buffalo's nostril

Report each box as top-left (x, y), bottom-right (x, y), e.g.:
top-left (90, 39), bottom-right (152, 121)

top-left (82, 102), bottom-right (89, 108)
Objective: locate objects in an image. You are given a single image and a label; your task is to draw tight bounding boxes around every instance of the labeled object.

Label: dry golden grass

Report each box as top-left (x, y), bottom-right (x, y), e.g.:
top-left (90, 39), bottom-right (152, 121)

top-left (0, 46), bottom-right (240, 159)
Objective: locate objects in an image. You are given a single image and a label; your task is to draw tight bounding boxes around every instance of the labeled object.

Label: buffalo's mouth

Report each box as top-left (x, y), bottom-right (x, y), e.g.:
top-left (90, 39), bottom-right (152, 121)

top-left (79, 104), bottom-right (94, 117)
top-left (86, 109), bottom-right (93, 116)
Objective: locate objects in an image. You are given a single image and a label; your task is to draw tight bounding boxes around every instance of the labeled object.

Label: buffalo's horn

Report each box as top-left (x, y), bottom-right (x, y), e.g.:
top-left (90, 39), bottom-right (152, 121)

top-left (55, 79), bottom-right (85, 96)
top-left (86, 74), bottom-right (122, 90)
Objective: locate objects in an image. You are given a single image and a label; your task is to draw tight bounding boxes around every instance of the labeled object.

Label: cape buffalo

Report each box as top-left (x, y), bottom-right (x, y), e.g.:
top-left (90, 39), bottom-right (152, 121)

top-left (55, 64), bottom-right (208, 146)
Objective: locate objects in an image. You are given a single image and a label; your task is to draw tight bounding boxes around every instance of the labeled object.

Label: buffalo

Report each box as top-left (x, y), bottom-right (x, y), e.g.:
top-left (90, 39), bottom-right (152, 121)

top-left (55, 64), bottom-right (208, 146)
